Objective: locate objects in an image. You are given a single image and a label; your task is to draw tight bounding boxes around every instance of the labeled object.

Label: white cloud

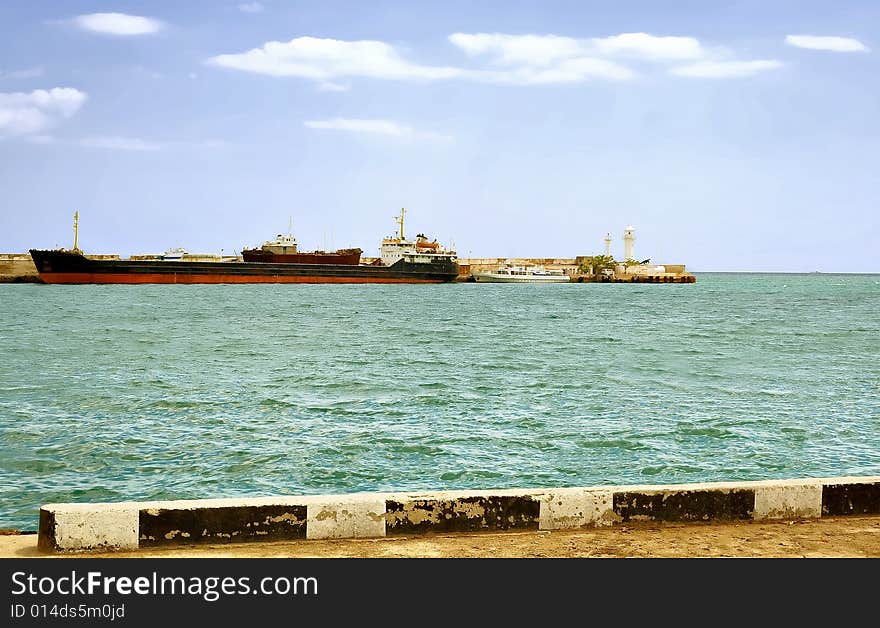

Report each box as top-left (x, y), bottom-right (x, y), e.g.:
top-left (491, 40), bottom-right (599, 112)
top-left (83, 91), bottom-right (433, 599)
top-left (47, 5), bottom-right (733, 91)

top-left (317, 82), bottom-right (349, 92)
top-left (73, 13), bottom-right (163, 36)
top-left (0, 67), bottom-right (45, 79)
top-left (484, 57), bottom-right (634, 83)
top-left (670, 60), bottom-right (783, 78)
top-left (210, 34), bottom-right (634, 85)
top-left (304, 118), bottom-right (451, 141)
top-left (449, 33), bottom-right (584, 66)
top-left (785, 35), bottom-right (868, 53)
top-left (80, 136), bottom-right (162, 151)
top-left (449, 32), bottom-right (703, 65)
top-left (447, 32), bottom-right (634, 81)
top-left (238, 2), bottom-right (264, 13)
top-left (592, 33), bottom-right (704, 60)
top-left (0, 87), bottom-right (87, 136)
top-left (447, 32), bottom-right (714, 82)
top-left (210, 33), bottom-right (784, 85)
top-left (209, 37), bottom-right (464, 80)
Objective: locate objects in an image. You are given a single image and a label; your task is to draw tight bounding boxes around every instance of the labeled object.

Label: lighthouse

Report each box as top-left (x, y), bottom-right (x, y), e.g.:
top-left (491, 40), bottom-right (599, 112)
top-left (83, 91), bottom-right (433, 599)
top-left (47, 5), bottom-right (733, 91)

top-left (604, 232), bottom-right (612, 258)
top-left (623, 226), bottom-right (635, 261)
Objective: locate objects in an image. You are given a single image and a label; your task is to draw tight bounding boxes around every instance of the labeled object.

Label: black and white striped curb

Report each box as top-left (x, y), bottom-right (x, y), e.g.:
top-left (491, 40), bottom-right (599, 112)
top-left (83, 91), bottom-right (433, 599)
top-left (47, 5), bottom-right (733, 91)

top-left (37, 476), bottom-right (880, 552)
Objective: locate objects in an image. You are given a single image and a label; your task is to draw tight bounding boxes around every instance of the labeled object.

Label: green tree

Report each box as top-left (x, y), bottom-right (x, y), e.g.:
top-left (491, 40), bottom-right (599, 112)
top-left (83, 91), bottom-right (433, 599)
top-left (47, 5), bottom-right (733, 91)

top-left (579, 254), bottom-right (616, 276)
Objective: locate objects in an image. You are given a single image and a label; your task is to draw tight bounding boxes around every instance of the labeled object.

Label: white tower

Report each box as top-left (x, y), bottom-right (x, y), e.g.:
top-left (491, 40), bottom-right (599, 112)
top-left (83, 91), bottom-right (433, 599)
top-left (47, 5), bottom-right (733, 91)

top-left (604, 233), bottom-right (612, 258)
top-left (623, 226), bottom-right (635, 261)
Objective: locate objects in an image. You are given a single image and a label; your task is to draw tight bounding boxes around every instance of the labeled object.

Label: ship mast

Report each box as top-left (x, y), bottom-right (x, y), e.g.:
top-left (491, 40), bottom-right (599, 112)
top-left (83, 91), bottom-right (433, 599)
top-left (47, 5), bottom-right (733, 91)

top-left (73, 211), bottom-right (81, 253)
top-left (395, 207), bottom-right (406, 240)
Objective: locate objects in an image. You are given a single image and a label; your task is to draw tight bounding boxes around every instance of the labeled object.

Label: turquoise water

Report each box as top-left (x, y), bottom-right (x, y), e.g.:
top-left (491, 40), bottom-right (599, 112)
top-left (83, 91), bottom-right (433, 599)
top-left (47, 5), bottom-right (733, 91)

top-left (1, 274), bottom-right (879, 529)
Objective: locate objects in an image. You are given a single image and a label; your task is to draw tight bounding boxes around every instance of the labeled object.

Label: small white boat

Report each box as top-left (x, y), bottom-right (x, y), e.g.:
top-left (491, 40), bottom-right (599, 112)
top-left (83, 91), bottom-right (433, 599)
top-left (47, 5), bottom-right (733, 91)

top-left (472, 263), bottom-right (569, 283)
top-left (161, 247), bottom-right (188, 261)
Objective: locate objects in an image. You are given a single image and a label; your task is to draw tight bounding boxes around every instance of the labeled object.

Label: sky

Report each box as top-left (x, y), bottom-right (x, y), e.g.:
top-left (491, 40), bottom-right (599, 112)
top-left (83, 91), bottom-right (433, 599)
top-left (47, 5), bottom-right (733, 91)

top-left (0, 0), bottom-right (877, 271)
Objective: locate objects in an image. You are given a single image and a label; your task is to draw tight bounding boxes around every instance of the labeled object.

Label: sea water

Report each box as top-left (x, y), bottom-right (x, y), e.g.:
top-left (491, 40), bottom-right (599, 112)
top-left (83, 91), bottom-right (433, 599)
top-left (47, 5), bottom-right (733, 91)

top-left (1, 273), bottom-right (878, 529)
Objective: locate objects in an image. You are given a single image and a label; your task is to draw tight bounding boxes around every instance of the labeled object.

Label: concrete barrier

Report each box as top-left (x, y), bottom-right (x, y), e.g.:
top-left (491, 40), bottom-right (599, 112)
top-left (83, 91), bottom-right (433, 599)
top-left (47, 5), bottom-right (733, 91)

top-left (37, 476), bottom-right (880, 552)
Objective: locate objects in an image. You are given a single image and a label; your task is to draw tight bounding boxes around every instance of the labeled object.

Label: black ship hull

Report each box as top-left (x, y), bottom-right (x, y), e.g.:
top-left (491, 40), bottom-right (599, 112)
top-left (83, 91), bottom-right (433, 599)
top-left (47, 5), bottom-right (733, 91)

top-left (29, 250), bottom-right (459, 284)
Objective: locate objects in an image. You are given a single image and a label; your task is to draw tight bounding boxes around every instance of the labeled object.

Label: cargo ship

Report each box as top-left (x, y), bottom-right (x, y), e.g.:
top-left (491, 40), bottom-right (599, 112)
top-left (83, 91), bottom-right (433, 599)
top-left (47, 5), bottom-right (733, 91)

top-left (30, 210), bottom-right (459, 284)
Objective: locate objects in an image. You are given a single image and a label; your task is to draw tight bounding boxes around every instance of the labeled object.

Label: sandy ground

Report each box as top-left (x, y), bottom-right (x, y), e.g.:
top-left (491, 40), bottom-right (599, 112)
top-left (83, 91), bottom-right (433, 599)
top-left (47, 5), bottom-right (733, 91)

top-left (2, 516), bottom-right (879, 558)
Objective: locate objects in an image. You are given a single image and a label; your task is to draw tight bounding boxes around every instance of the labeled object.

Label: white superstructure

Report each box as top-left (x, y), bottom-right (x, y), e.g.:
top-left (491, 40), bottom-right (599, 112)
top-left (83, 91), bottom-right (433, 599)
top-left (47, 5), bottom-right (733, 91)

top-left (250, 218), bottom-right (299, 254)
top-left (257, 233), bottom-right (298, 255)
top-left (379, 208), bottom-right (457, 266)
top-left (161, 247), bottom-right (188, 261)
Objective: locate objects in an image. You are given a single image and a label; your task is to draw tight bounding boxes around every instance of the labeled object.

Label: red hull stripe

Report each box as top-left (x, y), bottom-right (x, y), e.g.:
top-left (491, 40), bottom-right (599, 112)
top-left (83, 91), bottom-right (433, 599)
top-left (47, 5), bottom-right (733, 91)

top-left (38, 272), bottom-right (444, 284)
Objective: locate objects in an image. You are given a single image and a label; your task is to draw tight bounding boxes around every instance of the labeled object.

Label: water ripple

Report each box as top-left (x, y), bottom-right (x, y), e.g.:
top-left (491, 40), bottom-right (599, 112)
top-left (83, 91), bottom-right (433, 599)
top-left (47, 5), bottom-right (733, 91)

top-left (1, 275), bottom-right (879, 528)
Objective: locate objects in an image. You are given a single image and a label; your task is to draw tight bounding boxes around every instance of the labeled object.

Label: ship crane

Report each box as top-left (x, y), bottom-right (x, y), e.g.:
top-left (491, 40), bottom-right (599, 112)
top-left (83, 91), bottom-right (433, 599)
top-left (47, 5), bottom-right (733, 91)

top-left (72, 211), bottom-right (81, 253)
top-left (395, 207), bottom-right (406, 240)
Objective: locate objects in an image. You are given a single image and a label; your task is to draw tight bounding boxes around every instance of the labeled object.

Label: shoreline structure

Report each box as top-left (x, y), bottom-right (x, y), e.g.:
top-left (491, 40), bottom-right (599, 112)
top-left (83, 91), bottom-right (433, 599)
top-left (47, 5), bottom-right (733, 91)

top-left (35, 475), bottom-right (880, 553)
top-left (2, 218), bottom-right (696, 283)
top-left (1, 253), bottom-right (696, 283)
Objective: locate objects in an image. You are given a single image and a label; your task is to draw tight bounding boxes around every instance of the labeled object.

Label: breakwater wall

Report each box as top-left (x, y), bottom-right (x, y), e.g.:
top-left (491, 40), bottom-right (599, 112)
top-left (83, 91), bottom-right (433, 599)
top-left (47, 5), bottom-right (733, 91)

top-left (37, 475), bottom-right (880, 552)
top-left (0, 254), bottom-right (39, 283)
top-left (0, 253), bottom-right (121, 283)
top-left (573, 273), bottom-right (697, 283)
top-left (456, 258), bottom-right (695, 282)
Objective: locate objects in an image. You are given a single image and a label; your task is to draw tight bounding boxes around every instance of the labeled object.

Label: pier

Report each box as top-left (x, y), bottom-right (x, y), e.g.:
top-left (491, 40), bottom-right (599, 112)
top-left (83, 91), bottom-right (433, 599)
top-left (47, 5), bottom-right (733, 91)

top-left (453, 257), bottom-right (696, 282)
top-left (29, 475), bottom-right (880, 553)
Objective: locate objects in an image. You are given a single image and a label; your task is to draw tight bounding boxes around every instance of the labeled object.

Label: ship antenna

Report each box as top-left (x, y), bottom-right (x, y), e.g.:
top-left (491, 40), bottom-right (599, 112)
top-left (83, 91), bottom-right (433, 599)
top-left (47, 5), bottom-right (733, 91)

top-left (288, 215), bottom-right (293, 237)
top-left (73, 211), bottom-right (81, 253)
top-left (396, 207), bottom-right (406, 240)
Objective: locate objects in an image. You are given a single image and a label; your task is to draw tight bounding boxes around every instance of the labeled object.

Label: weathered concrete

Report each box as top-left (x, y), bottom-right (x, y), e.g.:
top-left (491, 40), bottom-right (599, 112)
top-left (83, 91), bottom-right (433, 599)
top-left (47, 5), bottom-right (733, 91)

top-left (0, 254), bottom-right (39, 282)
top-left (613, 488), bottom-right (755, 522)
top-left (754, 480), bottom-right (822, 520)
top-left (822, 477), bottom-right (880, 516)
top-left (39, 503), bottom-right (138, 552)
top-left (139, 504), bottom-right (307, 547)
top-left (385, 494), bottom-right (540, 535)
top-left (538, 489), bottom-right (615, 529)
top-left (34, 476), bottom-right (880, 553)
top-left (306, 497), bottom-right (386, 540)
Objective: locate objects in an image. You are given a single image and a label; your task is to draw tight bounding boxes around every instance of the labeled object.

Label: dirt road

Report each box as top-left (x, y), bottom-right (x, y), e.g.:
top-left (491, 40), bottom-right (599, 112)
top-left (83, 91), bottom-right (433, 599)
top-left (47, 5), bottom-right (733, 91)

top-left (2, 516), bottom-right (879, 558)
